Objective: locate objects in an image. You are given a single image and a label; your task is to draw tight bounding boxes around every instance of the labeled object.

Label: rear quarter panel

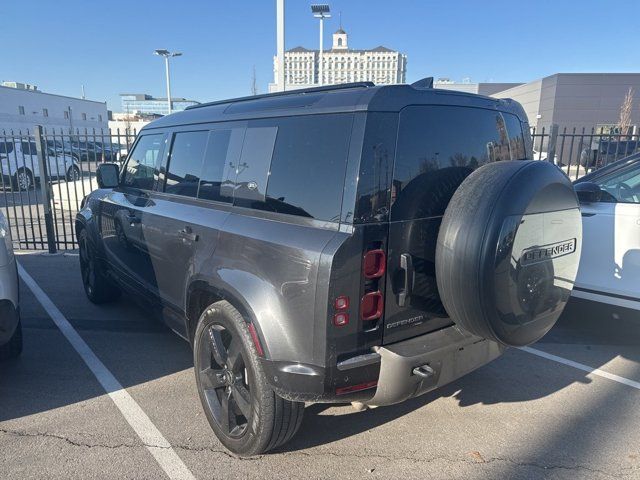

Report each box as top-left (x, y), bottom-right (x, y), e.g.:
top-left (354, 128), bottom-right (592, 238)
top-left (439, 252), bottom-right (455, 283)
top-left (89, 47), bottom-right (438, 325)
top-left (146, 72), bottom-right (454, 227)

top-left (209, 211), bottom-right (340, 366)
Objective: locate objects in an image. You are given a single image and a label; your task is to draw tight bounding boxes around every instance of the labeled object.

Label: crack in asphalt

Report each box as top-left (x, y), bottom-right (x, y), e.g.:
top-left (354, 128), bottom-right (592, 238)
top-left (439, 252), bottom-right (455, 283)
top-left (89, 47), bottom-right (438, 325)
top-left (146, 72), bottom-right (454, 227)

top-left (2, 428), bottom-right (637, 478)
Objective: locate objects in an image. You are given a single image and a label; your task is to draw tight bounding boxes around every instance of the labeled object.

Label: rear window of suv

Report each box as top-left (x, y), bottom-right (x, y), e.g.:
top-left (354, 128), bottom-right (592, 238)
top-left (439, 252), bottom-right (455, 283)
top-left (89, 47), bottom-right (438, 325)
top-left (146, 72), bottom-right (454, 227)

top-left (391, 105), bottom-right (527, 221)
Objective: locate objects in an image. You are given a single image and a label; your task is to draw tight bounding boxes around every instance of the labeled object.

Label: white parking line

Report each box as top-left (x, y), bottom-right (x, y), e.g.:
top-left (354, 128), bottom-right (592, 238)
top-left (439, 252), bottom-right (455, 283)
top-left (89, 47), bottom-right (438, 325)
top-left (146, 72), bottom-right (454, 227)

top-left (18, 264), bottom-right (196, 480)
top-left (521, 346), bottom-right (640, 391)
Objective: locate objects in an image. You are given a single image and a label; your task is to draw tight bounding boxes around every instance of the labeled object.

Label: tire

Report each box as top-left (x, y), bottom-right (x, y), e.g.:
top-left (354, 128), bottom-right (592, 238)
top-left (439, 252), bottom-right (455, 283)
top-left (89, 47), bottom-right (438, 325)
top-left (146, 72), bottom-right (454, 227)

top-left (0, 318), bottom-right (22, 360)
top-left (12, 168), bottom-right (33, 191)
top-left (193, 300), bottom-right (304, 456)
top-left (78, 228), bottom-right (120, 304)
top-left (66, 165), bottom-right (81, 182)
top-left (435, 160), bottom-right (582, 347)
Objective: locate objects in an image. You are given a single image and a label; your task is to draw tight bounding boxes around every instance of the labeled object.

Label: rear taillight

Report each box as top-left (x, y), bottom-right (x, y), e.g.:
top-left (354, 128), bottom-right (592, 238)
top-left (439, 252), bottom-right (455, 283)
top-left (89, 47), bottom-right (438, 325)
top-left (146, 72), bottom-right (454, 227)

top-left (360, 291), bottom-right (383, 321)
top-left (333, 312), bottom-right (349, 327)
top-left (334, 296), bottom-right (349, 310)
top-left (359, 246), bottom-right (386, 327)
top-left (363, 249), bottom-right (386, 279)
top-left (332, 295), bottom-right (350, 327)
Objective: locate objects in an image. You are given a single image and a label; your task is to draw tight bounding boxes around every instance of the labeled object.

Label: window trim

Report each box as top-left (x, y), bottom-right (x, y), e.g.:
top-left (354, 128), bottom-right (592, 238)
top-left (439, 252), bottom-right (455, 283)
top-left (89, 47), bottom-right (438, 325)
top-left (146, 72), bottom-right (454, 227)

top-left (119, 132), bottom-right (168, 192)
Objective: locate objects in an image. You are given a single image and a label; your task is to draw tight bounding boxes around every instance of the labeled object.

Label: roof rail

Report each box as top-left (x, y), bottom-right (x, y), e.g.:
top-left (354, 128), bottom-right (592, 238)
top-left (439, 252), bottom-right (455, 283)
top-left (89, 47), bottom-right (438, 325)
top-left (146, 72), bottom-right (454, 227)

top-left (185, 82), bottom-right (376, 110)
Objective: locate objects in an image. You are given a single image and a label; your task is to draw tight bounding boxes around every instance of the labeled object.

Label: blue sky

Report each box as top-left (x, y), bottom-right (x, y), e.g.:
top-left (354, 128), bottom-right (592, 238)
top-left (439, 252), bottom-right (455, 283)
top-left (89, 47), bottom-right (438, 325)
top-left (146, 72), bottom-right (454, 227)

top-left (3, 0), bottom-right (640, 112)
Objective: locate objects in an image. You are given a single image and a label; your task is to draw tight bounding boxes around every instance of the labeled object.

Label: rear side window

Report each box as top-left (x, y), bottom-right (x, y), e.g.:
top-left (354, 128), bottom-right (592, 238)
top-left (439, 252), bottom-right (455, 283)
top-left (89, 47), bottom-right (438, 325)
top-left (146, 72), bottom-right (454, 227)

top-left (0, 142), bottom-right (14, 155)
top-left (265, 114), bottom-right (353, 221)
top-left (198, 128), bottom-right (243, 203)
top-left (392, 106), bottom-right (523, 220)
top-left (20, 142), bottom-right (38, 156)
top-left (503, 113), bottom-right (527, 160)
top-left (122, 134), bottom-right (165, 190)
top-left (235, 114), bottom-right (353, 221)
top-left (233, 125), bottom-right (278, 209)
top-left (164, 131), bottom-right (209, 198)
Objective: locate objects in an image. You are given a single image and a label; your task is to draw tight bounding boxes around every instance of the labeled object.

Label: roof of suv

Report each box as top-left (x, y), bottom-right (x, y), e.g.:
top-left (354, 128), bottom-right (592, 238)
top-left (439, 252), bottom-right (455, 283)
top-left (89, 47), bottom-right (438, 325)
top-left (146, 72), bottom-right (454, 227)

top-left (142, 82), bottom-right (528, 131)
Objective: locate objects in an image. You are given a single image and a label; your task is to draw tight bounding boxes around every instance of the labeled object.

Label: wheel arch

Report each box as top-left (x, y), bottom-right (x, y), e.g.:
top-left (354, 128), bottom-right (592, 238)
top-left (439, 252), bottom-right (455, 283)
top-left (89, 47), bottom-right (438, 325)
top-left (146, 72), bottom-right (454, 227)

top-left (185, 275), bottom-right (282, 360)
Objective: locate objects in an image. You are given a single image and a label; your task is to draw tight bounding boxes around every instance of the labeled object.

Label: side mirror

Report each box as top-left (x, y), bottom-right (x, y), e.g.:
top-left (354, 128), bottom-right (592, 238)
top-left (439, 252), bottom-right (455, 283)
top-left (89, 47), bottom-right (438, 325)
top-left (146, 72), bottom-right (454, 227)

top-left (96, 163), bottom-right (120, 189)
top-left (574, 181), bottom-right (603, 203)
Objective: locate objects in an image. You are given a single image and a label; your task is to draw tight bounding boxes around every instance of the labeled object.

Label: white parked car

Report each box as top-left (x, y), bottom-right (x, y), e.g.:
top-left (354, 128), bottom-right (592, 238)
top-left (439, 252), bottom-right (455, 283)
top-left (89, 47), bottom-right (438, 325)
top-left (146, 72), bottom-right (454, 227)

top-left (0, 211), bottom-right (21, 360)
top-left (0, 140), bottom-right (81, 190)
top-left (573, 153), bottom-right (640, 311)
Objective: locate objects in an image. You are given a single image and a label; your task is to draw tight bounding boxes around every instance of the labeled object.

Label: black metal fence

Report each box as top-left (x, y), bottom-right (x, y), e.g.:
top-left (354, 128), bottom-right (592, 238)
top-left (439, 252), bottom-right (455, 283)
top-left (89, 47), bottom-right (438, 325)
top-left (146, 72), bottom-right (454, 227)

top-left (0, 126), bottom-right (136, 251)
top-left (531, 125), bottom-right (640, 181)
top-left (1, 123), bottom-right (637, 251)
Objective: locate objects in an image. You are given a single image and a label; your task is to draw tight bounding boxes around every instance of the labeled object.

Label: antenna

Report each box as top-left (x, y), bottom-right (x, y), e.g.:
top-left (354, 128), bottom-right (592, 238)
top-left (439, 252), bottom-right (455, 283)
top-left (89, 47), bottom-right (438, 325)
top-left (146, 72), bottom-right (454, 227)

top-left (81, 84), bottom-right (86, 99)
top-left (339, 11), bottom-right (342, 29)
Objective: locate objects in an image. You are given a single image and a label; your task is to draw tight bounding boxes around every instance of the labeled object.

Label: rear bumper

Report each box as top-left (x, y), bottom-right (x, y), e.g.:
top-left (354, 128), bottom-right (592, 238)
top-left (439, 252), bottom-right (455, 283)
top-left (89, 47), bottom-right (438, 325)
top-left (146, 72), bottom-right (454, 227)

top-left (263, 325), bottom-right (504, 405)
top-left (367, 326), bottom-right (504, 406)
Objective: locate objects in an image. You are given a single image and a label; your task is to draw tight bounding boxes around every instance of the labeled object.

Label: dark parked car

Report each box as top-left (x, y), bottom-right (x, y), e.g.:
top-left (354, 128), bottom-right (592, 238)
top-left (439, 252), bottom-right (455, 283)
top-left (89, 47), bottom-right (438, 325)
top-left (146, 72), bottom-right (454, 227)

top-left (76, 81), bottom-right (582, 456)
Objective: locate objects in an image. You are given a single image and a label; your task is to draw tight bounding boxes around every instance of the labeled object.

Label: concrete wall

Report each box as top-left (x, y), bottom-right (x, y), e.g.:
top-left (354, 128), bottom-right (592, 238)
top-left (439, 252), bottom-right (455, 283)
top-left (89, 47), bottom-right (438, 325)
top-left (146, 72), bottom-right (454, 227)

top-left (0, 85), bottom-right (108, 134)
top-left (493, 73), bottom-right (640, 132)
top-left (477, 83), bottom-right (524, 96)
top-left (549, 74), bottom-right (640, 131)
top-left (492, 79), bottom-right (543, 127)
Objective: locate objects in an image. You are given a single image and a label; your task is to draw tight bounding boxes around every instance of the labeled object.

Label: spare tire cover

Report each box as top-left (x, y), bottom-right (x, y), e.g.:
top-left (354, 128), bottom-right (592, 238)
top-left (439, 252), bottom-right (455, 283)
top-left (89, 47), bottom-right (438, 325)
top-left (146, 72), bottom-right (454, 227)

top-left (435, 160), bottom-right (582, 347)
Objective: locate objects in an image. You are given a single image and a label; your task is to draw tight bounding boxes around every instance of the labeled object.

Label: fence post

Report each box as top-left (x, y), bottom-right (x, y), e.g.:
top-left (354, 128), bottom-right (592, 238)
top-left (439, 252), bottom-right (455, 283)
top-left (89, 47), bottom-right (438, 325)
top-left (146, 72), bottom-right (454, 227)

top-left (548, 123), bottom-right (559, 164)
top-left (34, 125), bottom-right (57, 254)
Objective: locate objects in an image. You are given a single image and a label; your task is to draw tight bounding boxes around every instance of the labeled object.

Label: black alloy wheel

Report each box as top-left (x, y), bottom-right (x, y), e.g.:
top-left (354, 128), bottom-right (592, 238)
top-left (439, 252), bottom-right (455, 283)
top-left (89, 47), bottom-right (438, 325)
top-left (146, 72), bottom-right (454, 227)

top-left (198, 323), bottom-right (252, 438)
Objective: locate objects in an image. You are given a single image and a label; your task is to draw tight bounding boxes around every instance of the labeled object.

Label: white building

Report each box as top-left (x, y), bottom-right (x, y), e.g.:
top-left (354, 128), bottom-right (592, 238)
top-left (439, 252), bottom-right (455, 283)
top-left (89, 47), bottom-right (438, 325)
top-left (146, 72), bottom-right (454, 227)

top-left (0, 82), bottom-right (108, 134)
top-left (108, 112), bottom-right (160, 134)
top-left (270, 28), bottom-right (407, 92)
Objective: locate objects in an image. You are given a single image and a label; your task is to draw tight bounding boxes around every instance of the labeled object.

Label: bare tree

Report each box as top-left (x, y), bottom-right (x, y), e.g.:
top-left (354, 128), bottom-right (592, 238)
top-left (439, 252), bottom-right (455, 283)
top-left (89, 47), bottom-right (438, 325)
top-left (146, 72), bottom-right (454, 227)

top-left (251, 65), bottom-right (258, 96)
top-left (617, 87), bottom-right (634, 138)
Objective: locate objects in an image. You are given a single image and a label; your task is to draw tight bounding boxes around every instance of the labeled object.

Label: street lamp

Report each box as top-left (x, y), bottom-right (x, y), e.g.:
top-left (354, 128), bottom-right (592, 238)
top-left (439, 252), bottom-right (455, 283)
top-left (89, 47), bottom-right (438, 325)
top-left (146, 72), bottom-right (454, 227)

top-left (154, 49), bottom-right (182, 115)
top-left (311, 4), bottom-right (331, 86)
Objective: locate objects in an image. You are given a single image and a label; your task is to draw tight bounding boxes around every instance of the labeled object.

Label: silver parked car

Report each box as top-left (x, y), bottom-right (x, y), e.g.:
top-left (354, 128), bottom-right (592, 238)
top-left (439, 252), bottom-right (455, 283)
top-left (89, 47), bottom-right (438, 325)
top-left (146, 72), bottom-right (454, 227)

top-left (0, 211), bottom-right (21, 359)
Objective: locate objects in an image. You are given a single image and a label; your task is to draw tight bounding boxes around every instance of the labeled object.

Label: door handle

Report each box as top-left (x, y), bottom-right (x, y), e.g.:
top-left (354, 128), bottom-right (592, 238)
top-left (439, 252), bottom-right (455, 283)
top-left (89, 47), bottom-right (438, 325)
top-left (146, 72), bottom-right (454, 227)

top-left (178, 226), bottom-right (198, 242)
top-left (398, 253), bottom-right (414, 307)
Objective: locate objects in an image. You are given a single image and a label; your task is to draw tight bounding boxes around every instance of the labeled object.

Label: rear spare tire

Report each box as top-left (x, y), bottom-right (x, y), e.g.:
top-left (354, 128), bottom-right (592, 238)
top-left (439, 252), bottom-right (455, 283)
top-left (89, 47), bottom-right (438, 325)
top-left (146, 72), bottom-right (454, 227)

top-left (435, 160), bottom-right (582, 347)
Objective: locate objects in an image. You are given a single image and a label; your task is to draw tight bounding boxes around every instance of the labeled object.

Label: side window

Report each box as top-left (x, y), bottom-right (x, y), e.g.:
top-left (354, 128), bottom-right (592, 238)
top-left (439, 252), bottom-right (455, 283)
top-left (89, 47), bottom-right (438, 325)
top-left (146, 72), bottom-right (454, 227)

top-left (164, 131), bottom-right (209, 198)
top-left (122, 134), bottom-right (165, 190)
top-left (265, 114), bottom-right (353, 221)
top-left (392, 106), bottom-right (515, 220)
top-left (0, 142), bottom-right (14, 155)
top-left (354, 113), bottom-right (397, 223)
top-left (597, 164), bottom-right (640, 204)
top-left (233, 125), bottom-right (278, 209)
top-left (504, 113), bottom-right (527, 160)
top-left (20, 142), bottom-right (37, 156)
top-left (198, 128), bottom-right (244, 203)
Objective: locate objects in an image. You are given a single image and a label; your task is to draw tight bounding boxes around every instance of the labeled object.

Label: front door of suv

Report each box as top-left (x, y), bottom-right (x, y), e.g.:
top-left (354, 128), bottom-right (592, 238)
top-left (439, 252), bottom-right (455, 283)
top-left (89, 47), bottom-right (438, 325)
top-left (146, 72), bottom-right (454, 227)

top-left (99, 133), bottom-right (167, 295)
top-left (384, 105), bottom-right (528, 344)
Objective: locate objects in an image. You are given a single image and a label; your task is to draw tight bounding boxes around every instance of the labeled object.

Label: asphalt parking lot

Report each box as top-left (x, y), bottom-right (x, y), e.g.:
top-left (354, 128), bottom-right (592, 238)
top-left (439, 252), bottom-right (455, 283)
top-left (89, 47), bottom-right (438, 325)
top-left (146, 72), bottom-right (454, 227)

top-left (1, 253), bottom-right (639, 480)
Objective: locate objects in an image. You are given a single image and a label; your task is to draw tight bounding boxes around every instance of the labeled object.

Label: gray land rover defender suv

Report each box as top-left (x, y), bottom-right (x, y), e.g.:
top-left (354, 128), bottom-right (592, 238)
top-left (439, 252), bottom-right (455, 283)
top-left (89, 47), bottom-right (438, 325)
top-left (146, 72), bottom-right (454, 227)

top-left (76, 81), bottom-right (582, 456)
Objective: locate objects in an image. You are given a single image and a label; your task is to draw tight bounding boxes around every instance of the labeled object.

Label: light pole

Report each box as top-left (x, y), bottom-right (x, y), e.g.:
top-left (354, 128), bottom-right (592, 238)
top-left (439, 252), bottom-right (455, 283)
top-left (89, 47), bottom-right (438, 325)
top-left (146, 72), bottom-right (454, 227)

top-left (311, 4), bottom-right (331, 86)
top-left (276, 0), bottom-right (286, 91)
top-left (154, 49), bottom-right (182, 115)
